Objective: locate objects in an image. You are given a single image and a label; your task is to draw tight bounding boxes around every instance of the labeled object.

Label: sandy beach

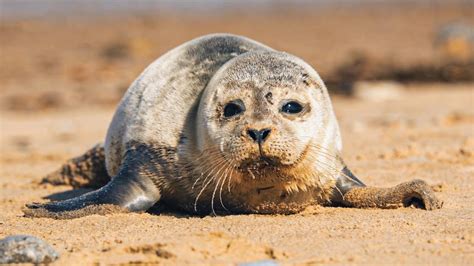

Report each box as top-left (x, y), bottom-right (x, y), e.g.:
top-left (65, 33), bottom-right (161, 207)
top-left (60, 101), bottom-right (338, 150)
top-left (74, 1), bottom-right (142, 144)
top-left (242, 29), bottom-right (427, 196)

top-left (1, 2), bottom-right (473, 264)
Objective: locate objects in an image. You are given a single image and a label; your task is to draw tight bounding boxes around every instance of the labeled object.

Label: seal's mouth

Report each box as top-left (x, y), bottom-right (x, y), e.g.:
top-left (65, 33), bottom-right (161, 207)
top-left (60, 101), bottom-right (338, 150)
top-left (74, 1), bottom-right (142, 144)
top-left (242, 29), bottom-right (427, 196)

top-left (238, 155), bottom-right (282, 172)
top-left (229, 142), bottom-right (313, 176)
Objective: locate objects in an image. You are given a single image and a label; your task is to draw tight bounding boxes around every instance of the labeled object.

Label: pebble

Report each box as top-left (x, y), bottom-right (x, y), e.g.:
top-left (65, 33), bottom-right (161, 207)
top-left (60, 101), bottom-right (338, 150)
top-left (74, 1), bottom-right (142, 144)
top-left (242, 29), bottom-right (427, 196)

top-left (239, 260), bottom-right (279, 266)
top-left (0, 235), bottom-right (59, 264)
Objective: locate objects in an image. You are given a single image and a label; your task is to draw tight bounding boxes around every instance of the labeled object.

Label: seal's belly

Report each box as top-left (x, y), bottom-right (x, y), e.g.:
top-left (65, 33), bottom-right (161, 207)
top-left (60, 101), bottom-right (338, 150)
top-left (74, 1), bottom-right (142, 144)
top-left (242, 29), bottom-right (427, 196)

top-left (165, 183), bottom-right (327, 215)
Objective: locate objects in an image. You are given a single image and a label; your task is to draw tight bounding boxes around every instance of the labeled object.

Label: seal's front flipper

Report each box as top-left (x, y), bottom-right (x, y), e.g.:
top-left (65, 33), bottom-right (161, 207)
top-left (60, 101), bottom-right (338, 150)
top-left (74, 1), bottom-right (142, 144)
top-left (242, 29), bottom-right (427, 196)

top-left (331, 166), bottom-right (366, 205)
top-left (24, 170), bottom-right (161, 219)
top-left (41, 143), bottom-right (110, 189)
top-left (23, 203), bottom-right (129, 219)
top-left (340, 179), bottom-right (443, 210)
top-left (24, 169), bottom-right (161, 219)
top-left (24, 154), bottom-right (161, 219)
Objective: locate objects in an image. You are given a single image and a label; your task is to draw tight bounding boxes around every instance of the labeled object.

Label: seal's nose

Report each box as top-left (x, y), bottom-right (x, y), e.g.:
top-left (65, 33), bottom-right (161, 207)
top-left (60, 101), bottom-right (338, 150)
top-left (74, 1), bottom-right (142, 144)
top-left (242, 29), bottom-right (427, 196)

top-left (247, 128), bottom-right (272, 144)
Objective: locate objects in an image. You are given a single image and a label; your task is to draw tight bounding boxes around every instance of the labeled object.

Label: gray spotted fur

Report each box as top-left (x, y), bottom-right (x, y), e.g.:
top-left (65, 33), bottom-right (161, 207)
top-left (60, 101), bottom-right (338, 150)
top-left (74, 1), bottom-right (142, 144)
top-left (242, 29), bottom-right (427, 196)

top-left (24, 34), bottom-right (361, 216)
top-left (26, 33), bottom-right (442, 217)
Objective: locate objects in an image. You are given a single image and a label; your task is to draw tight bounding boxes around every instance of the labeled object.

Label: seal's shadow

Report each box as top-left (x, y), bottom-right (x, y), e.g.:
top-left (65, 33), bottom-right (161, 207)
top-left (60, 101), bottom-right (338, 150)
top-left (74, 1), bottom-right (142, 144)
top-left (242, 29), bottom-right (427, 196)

top-left (43, 189), bottom-right (93, 201)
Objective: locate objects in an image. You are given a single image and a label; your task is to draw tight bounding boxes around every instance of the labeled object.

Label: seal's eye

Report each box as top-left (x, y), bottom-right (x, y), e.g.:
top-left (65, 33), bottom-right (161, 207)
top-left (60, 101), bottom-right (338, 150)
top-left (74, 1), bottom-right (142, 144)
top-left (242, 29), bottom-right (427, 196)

top-left (281, 101), bottom-right (303, 114)
top-left (223, 101), bottom-right (245, 118)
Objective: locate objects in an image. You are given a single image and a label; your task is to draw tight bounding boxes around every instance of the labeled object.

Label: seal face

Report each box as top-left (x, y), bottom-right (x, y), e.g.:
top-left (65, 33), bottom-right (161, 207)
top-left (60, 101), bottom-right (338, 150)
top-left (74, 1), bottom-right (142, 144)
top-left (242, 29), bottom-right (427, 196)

top-left (25, 33), bottom-right (442, 219)
top-left (186, 51), bottom-right (341, 214)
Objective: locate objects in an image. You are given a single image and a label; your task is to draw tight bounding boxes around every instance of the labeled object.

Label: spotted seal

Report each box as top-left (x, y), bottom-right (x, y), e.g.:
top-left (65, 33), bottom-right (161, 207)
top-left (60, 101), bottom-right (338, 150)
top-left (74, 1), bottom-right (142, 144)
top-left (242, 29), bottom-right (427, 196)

top-left (25, 33), bottom-right (442, 219)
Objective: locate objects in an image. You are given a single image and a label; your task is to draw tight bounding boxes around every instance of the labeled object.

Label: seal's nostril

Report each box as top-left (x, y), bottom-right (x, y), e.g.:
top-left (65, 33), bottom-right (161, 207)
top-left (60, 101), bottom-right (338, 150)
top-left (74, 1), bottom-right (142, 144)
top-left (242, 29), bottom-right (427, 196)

top-left (247, 128), bottom-right (271, 143)
top-left (261, 128), bottom-right (271, 141)
top-left (247, 129), bottom-right (258, 142)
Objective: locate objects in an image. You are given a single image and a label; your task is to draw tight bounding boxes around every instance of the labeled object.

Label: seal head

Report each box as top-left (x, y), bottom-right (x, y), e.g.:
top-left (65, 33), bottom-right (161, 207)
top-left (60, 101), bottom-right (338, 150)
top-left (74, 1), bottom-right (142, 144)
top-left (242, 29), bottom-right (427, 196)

top-left (191, 51), bottom-right (345, 213)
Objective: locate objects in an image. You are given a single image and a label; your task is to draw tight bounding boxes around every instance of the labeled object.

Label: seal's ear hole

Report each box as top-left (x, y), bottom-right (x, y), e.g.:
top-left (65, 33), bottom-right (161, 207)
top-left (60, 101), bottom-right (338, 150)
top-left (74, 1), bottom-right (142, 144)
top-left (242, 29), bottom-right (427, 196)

top-left (223, 100), bottom-right (245, 118)
top-left (403, 194), bottom-right (425, 209)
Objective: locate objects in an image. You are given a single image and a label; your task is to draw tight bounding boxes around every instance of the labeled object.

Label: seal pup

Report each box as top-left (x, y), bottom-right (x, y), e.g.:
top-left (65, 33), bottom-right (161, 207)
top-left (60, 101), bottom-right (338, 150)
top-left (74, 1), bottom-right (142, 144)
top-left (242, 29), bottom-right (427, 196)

top-left (25, 33), bottom-right (442, 219)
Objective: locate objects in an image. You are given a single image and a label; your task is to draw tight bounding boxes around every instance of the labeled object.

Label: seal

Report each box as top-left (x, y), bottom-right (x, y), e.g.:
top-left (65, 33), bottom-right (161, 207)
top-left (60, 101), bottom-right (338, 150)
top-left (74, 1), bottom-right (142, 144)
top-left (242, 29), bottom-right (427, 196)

top-left (25, 33), bottom-right (442, 219)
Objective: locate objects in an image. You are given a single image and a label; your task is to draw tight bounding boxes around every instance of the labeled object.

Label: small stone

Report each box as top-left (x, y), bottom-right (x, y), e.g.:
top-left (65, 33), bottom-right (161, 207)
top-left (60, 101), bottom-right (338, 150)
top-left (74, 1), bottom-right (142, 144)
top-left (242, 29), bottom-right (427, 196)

top-left (0, 235), bottom-right (59, 264)
top-left (239, 260), bottom-right (279, 266)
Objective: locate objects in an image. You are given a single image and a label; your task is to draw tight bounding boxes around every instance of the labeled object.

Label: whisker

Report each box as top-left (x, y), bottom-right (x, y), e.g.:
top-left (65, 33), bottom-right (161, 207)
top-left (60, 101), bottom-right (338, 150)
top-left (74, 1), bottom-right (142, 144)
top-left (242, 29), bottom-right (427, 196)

top-left (195, 156), bottom-right (227, 189)
top-left (209, 159), bottom-right (232, 215)
top-left (219, 162), bottom-right (231, 212)
top-left (248, 168), bottom-right (256, 180)
top-left (210, 175), bottom-right (221, 216)
top-left (191, 172), bottom-right (204, 190)
top-left (286, 138), bottom-right (363, 187)
top-left (306, 147), bottom-right (363, 186)
top-left (227, 162), bottom-right (236, 193)
top-left (193, 157), bottom-right (228, 212)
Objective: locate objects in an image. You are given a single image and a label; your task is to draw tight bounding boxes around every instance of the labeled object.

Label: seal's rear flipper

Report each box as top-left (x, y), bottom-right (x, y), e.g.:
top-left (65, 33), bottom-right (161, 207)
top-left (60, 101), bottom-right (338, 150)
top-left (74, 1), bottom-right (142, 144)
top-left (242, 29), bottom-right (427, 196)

top-left (41, 143), bottom-right (110, 189)
top-left (339, 179), bottom-right (443, 210)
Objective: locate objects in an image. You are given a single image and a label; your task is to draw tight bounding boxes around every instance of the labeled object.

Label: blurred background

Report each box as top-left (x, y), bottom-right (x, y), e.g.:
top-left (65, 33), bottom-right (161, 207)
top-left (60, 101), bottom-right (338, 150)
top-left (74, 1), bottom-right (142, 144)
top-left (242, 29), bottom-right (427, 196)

top-left (0, 0), bottom-right (473, 111)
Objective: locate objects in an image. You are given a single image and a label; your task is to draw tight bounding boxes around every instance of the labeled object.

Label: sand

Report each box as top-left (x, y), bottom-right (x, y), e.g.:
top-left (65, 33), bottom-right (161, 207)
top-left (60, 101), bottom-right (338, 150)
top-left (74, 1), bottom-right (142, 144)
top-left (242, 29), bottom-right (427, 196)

top-left (1, 3), bottom-right (473, 265)
top-left (1, 84), bottom-right (473, 264)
